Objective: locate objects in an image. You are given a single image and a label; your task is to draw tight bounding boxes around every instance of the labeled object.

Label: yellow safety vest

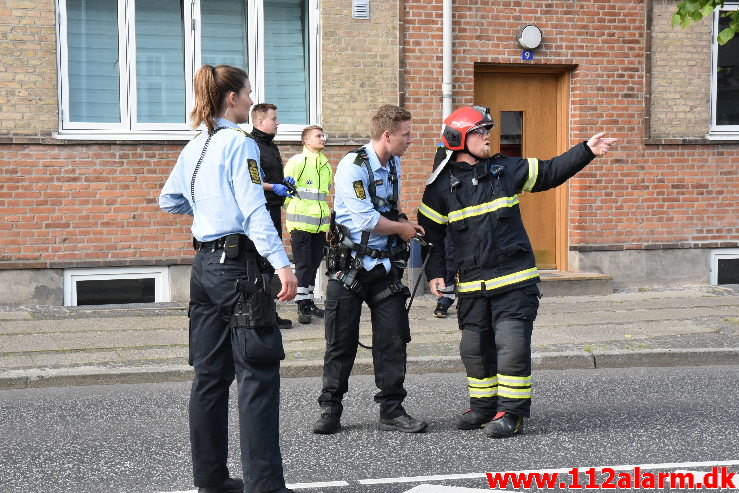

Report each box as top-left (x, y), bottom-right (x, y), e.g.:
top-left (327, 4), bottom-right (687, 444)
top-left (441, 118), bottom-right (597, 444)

top-left (284, 147), bottom-right (332, 233)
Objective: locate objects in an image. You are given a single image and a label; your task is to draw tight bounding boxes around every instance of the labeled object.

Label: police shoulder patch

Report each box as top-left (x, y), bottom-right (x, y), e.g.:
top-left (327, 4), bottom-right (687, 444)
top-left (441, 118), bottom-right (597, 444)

top-left (353, 180), bottom-right (367, 200)
top-left (247, 159), bottom-right (261, 184)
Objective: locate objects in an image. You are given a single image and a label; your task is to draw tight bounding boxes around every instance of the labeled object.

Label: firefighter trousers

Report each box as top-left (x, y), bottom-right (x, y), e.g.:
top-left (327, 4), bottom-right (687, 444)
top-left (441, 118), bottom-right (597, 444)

top-left (457, 285), bottom-right (540, 417)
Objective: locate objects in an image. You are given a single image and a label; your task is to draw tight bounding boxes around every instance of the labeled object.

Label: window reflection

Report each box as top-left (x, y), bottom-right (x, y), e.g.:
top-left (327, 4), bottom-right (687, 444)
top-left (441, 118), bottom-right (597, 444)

top-left (500, 111), bottom-right (523, 157)
top-left (717, 12), bottom-right (739, 125)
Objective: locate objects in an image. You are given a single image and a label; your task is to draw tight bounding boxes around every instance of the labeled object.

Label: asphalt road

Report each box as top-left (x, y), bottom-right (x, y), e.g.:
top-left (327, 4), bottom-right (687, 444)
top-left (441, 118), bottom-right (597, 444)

top-left (1, 366), bottom-right (737, 493)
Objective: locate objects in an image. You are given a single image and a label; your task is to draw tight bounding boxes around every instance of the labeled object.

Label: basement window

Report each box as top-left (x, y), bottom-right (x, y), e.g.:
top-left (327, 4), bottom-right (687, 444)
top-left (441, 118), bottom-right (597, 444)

top-left (63, 267), bottom-right (170, 306)
top-left (710, 249), bottom-right (739, 285)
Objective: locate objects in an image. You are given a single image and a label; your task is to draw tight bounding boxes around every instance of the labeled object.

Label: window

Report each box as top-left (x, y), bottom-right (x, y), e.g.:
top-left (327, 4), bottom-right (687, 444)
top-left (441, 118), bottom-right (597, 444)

top-left (710, 249), bottom-right (739, 285)
top-left (56, 0), bottom-right (319, 140)
top-left (710, 4), bottom-right (739, 137)
top-left (63, 267), bottom-right (171, 306)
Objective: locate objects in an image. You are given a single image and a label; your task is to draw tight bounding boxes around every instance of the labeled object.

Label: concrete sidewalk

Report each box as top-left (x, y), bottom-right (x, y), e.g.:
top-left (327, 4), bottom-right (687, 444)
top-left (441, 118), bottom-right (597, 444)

top-left (0, 285), bottom-right (737, 389)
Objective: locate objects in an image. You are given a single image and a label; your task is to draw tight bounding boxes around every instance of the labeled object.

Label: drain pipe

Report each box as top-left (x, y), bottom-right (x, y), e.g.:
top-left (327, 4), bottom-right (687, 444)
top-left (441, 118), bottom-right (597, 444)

top-left (442, 0), bottom-right (452, 118)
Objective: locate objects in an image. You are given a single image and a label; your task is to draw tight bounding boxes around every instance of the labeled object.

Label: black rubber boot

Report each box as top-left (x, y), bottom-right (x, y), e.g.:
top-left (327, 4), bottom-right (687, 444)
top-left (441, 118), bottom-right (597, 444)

top-left (455, 409), bottom-right (495, 430)
top-left (483, 412), bottom-right (524, 438)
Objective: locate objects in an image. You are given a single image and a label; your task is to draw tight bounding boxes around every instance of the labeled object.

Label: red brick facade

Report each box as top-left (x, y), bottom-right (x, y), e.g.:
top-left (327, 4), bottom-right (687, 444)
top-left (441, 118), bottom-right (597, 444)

top-left (0, 0), bottom-right (737, 299)
top-left (399, 0), bottom-right (738, 253)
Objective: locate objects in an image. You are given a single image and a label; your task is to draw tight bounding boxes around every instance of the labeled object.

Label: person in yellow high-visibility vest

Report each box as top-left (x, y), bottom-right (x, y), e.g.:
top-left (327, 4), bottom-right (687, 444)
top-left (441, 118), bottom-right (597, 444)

top-left (284, 125), bottom-right (333, 324)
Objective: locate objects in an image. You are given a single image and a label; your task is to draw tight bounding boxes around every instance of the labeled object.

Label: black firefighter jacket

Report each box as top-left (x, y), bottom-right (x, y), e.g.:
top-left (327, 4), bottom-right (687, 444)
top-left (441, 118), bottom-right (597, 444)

top-left (417, 142), bottom-right (596, 298)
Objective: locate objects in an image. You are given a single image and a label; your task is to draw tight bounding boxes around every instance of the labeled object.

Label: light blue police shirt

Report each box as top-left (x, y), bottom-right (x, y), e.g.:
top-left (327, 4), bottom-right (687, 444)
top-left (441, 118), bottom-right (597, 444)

top-left (333, 141), bottom-right (401, 273)
top-left (159, 118), bottom-right (289, 270)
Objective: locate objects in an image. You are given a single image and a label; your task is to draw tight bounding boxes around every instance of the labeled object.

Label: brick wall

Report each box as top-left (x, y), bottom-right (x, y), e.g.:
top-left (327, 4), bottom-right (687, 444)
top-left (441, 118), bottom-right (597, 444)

top-left (0, 142), bottom-right (357, 268)
top-left (1, 0), bottom-right (737, 273)
top-left (0, 1), bottom-right (57, 136)
top-left (649, 0), bottom-right (712, 139)
top-left (399, 0), bottom-right (738, 250)
top-left (320, 0), bottom-right (400, 141)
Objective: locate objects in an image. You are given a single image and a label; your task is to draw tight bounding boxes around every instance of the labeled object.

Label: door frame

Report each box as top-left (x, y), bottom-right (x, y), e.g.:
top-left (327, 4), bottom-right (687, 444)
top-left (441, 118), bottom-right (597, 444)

top-left (474, 64), bottom-right (572, 272)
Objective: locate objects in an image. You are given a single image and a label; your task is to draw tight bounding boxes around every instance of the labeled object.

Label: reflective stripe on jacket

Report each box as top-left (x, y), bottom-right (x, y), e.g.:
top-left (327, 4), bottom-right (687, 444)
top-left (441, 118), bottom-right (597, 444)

top-left (284, 147), bottom-right (332, 233)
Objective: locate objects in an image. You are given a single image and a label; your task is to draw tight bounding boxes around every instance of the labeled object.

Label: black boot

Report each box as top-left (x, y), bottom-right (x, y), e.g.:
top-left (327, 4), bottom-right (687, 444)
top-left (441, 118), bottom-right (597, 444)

top-left (198, 477), bottom-right (243, 493)
top-left (297, 300), bottom-right (312, 324)
top-left (313, 413), bottom-right (341, 434)
top-left (483, 412), bottom-right (524, 438)
top-left (433, 296), bottom-right (453, 318)
top-left (308, 300), bottom-right (324, 318)
top-left (455, 409), bottom-right (495, 430)
top-left (276, 315), bottom-right (292, 330)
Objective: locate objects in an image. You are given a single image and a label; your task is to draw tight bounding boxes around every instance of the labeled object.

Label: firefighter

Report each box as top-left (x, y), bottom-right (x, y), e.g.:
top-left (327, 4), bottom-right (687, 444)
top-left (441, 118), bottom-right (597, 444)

top-left (284, 125), bottom-right (332, 324)
top-left (417, 105), bottom-right (615, 438)
top-left (313, 105), bottom-right (428, 435)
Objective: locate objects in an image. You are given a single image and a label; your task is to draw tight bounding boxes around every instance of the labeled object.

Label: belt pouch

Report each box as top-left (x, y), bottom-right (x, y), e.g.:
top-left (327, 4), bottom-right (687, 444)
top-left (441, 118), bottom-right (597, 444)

top-left (225, 234), bottom-right (241, 259)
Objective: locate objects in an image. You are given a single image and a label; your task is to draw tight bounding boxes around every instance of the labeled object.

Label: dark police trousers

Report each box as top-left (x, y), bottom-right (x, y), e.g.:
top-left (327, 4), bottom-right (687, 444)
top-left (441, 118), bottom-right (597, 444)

top-left (318, 265), bottom-right (410, 419)
top-left (290, 229), bottom-right (326, 289)
top-left (189, 246), bottom-right (285, 493)
top-left (458, 285), bottom-right (540, 417)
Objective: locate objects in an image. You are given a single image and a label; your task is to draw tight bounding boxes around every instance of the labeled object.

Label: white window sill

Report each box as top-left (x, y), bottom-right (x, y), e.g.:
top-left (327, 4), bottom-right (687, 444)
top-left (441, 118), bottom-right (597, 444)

top-left (54, 126), bottom-right (305, 143)
top-left (706, 131), bottom-right (739, 141)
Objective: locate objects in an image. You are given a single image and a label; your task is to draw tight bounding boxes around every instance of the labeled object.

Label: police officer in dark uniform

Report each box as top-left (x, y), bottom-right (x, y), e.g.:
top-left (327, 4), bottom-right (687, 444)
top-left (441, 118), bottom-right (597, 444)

top-left (160, 64), bottom-right (298, 493)
top-left (313, 105), bottom-right (428, 435)
top-left (418, 105), bottom-right (615, 438)
top-left (250, 103), bottom-right (294, 330)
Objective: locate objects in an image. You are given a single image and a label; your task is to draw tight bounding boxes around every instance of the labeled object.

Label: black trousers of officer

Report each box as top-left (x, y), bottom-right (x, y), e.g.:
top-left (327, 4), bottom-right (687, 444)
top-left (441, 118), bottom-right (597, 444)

top-left (458, 284), bottom-right (540, 418)
top-left (318, 265), bottom-right (410, 419)
top-left (189, 246), bottom-right (285, 493)
top-left (290, 229), bottom-right (326, 290)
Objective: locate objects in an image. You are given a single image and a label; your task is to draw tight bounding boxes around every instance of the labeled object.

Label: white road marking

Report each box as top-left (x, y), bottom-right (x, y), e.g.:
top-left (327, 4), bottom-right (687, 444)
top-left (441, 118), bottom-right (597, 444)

top-left (288, 480), bottom-right (351, 489)
top-left (160, 459), bottom-right (739, 492)
top-left (403, 485), bottom-right (502, 492)
top-left (359, 472), bottom-right (485, 485)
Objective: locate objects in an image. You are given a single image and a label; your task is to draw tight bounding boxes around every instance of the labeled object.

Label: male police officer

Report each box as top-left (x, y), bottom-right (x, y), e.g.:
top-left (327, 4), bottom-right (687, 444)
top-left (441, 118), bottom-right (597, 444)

top-left (251, 103), bottom-right (293, 330)
top-left (418, 105), bottom-right (615, 438)
top-left (313, 105), bottom-right (428, 435)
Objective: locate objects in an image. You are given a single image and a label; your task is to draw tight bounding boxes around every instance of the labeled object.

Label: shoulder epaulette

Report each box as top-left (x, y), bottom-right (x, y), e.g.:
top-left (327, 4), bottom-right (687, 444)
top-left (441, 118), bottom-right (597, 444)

top-left (348, 146), bottom-right (368, 165)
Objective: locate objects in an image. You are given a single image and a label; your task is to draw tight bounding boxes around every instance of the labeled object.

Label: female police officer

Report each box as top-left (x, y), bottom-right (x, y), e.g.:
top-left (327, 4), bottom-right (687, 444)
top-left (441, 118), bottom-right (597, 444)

top-left (160, 65), bottom-right (297, 493)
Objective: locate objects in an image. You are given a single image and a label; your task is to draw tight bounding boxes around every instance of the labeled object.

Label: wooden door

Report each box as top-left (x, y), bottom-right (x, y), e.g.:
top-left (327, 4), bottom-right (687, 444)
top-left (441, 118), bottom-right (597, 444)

top-left (474, 66), bottom-right (569, 270)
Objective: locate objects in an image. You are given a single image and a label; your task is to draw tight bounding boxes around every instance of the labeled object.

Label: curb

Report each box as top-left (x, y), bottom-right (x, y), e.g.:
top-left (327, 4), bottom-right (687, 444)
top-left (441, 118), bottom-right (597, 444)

top-left (1, 348), bottom-right (737, 390)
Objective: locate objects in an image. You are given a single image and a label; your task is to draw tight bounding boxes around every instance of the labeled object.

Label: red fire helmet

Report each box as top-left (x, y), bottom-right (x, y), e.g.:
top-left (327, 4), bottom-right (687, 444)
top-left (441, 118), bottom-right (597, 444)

top-left (441, 105), bottom-right (495, 151)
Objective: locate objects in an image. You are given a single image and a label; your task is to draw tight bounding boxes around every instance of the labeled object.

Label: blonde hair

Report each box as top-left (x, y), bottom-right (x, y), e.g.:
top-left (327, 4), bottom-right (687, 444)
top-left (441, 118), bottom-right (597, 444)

top-left (369, 105), bottom-right (411, 140)
top-left (190, 64), bottom-right (249, 135)
top-left (301, 125), bottom-right (324, 143)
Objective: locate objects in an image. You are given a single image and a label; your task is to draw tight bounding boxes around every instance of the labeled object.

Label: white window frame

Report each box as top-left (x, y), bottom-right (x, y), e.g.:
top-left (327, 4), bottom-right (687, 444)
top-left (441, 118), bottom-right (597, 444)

top-left (709, 248), bottom-right (739, 285)
top-left (63, 266), bottom-right (171, 306)
top-left (708, 3), bottom-right (739, 140)
top-left (55, 0), bottom-right (320, 141)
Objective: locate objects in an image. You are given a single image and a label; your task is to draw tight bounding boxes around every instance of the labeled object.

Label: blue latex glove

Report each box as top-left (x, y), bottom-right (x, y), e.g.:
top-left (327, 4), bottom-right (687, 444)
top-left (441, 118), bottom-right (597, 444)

top-left (272, 183), bottom-right (292, 197)
top-left (284, 176), bottom-right (295, 186)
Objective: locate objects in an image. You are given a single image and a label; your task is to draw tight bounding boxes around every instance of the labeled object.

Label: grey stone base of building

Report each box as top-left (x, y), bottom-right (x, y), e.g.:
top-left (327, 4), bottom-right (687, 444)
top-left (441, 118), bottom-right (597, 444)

top-left (569, 248), bottom-right (711, 289)
top-left (0, 248), bottom-right (723, 305)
